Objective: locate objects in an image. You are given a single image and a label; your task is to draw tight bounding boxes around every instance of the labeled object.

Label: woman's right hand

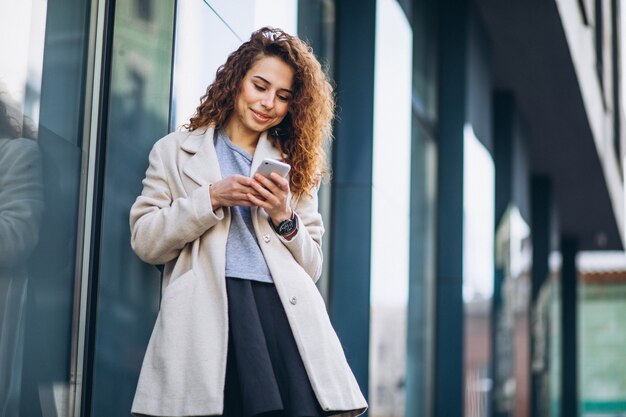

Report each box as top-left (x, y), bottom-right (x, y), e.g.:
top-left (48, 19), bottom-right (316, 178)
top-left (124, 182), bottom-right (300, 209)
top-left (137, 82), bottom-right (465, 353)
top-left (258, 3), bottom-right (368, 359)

top-left (210, 175), bottom-right (264, 209)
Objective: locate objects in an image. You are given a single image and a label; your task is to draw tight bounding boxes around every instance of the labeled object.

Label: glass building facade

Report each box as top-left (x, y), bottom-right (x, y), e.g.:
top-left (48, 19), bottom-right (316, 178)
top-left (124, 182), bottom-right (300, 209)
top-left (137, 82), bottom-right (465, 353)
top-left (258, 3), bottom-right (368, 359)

top-left (1, 0), bottom-right (623, 417)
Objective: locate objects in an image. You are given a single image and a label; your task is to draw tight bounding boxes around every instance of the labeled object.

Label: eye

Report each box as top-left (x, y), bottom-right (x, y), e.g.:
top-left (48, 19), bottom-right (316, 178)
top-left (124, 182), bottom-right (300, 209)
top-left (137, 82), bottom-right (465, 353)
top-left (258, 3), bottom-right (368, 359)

top-left (277, 95), bottom-right (290, 102)
top-left (254, 84), bottom-right (266, 91)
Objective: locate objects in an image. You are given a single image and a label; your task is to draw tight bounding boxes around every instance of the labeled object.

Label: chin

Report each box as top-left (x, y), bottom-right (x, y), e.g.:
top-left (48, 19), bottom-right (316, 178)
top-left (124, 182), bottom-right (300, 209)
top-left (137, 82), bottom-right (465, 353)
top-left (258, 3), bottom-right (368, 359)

top-left (247, 119), bottom-right (273, 132)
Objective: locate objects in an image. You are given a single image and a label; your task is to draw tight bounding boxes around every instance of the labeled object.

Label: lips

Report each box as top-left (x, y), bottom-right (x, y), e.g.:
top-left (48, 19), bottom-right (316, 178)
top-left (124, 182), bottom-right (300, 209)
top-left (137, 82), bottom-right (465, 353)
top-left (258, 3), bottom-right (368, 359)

top-left (251, 109), bottom-right (272, 123)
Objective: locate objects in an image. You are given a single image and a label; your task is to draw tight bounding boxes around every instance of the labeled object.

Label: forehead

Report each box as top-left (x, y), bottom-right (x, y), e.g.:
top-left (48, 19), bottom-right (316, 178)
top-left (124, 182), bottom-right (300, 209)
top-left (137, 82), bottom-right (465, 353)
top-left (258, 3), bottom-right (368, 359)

top-left (247, 56), bottom-right (294, 90)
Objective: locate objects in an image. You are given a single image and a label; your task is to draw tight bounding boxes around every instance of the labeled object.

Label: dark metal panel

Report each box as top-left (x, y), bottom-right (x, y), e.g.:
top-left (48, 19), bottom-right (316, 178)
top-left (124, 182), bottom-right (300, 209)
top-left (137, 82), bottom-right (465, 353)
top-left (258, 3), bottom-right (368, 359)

top-left (530, 175), bottom-right (553, 417)
top-left (494, 92), bottom-right (516, 225)
top-left (492, 91), bottom-right (515, 417)
top-left (329, 187), bottom-right (373, 391)
top-left (560, 236), bottom-right (579, 417)
top-left (329, 0), bottom-right (376, 403)
top-left (434, 0), bottom-right (468, 415)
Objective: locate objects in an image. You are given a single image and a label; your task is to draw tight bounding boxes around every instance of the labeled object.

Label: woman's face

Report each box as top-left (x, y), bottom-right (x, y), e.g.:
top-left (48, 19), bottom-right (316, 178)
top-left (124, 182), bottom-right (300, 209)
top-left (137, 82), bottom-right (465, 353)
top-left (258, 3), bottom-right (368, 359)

top-left (231, 55), bottom-right (294, 136)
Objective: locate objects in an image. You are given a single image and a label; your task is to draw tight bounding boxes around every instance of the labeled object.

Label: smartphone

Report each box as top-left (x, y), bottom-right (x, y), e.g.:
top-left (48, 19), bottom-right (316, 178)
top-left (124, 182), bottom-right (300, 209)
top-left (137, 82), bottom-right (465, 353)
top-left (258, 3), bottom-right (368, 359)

top-left (254, 158), bottom-right (291, 178)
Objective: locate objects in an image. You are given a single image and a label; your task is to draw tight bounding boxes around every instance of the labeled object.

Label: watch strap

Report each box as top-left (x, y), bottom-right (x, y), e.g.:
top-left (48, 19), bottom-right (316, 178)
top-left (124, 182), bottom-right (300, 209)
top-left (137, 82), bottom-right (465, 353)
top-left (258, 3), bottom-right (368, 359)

top-left (270, 211), bottom-right (297, 236)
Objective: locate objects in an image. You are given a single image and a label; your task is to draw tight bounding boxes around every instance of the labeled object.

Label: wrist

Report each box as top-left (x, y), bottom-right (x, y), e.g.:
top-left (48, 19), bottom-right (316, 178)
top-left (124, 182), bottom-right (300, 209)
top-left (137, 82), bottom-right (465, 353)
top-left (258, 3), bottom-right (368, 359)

top-left (271, 208), bottom-right (293, 226)
top-left (269, 209), bottom-right (297, 237)
top-left (281, 224), bottom-right (298, 240)
top-left (209, 184), bottom-right (221, 210)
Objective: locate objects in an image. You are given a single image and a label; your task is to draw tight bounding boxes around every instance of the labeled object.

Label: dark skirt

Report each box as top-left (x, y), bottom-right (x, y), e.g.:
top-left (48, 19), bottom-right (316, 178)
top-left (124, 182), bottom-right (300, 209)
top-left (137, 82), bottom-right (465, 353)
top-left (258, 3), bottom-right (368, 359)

top-left (222, 277), bottom-right (336, 417)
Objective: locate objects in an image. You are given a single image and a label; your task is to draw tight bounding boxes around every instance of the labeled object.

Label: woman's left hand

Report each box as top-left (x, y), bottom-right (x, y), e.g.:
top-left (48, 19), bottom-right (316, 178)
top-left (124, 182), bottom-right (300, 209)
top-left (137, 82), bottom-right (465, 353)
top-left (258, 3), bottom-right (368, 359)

top-left (248, 172), bottom-right (293, 225)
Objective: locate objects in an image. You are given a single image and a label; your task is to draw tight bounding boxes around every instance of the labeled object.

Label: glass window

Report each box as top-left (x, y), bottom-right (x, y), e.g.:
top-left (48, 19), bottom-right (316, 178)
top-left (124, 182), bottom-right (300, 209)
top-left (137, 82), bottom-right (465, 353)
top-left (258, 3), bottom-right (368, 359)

top-left (579, 251), bottom-right (626, 416)
top-left (412, 0), bottom-right (437, 125)
top-left (493, 205), bottom-right (532, 416)
top-left (532, 253), bottom-right (562, 417)
top-left (88, 1), bottom-right (176, 416)
top-left (297, 0), bottom-right (335, 300)
top-left (0, 0), bottom-right (93, 415)
top-left (405, 0), bottom-right (438, 415)
top-left (369, 0), bottom-right (412, 415)
top-left (406, 120), bottom-right (437, 417)
top-left (462, 124), bottom-right (495, 417)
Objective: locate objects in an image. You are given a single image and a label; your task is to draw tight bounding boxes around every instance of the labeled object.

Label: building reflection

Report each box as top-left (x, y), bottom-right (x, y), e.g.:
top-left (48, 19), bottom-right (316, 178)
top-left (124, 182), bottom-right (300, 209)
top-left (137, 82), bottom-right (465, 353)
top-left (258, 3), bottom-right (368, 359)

top-left (0, 91), bottom-right (43, 416)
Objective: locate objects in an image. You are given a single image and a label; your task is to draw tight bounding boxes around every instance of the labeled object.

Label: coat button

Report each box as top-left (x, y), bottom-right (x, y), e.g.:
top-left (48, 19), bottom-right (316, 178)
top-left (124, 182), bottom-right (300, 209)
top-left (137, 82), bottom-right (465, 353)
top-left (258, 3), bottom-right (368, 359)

top-left (289, 296), bottom-right (297, 305)
top-left (263, 234), bottom-right (271, 243)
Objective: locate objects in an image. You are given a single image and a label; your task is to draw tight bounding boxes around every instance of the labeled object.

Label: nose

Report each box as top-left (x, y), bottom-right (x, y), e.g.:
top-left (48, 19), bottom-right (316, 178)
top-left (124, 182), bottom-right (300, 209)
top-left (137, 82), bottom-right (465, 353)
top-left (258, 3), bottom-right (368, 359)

top-left (260, 92), bottom-right (275, 110)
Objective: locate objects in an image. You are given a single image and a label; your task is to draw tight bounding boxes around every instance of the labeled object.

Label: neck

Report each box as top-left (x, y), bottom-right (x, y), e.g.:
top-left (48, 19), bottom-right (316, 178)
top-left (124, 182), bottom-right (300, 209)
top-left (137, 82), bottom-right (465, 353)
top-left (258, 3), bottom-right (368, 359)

top-left (223, 118), bottom-right (260, 151)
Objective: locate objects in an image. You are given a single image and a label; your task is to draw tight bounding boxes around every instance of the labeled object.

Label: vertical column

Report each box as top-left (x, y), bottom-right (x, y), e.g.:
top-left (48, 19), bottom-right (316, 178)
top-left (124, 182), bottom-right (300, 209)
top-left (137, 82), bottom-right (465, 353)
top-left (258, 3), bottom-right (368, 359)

top-left (329, 0), bottom-right (376, 397)
top-left (492, 92), bottom-right (515, 417)
top-left (531, 178), bottom-right (552, 304)
top-left (530, 176), bottom-right (552, 417)
top-left (434, 0), bottom-right (468, 415)
top-left (560, 236), bottom-right (578, 417)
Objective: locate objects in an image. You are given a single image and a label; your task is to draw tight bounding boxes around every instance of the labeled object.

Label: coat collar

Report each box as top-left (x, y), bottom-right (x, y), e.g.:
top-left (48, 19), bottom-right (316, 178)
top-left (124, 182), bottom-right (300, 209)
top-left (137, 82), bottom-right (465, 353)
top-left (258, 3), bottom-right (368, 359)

top-left (181, 126), bottom-right (283, 187)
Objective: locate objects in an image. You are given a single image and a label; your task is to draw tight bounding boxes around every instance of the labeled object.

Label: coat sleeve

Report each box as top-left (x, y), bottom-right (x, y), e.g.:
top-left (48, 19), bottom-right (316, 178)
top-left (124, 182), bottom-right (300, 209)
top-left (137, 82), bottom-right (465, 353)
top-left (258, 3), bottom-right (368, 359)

top-left (130, 143), bottom-right (224, 265)
top-left (274, 186), bottom-right (324, 282)
top-left (0, 139), bottom-right (44, 268)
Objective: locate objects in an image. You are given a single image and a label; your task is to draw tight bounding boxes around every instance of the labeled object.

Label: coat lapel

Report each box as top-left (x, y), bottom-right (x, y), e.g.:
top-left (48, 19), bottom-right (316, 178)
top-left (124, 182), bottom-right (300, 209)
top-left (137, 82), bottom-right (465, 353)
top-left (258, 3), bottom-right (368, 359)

top-left (181, 126), bottom-right (222, 188)
top-left (250, 131), bottom-right (283, 175)
top-left (181, 127), bottom-right (283, 205)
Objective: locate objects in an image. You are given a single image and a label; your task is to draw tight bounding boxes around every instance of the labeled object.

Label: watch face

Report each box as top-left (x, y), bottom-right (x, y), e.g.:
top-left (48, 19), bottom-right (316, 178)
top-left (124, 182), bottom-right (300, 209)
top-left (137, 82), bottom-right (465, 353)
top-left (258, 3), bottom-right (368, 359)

top-left (278, 219), bottom-right (295, 235)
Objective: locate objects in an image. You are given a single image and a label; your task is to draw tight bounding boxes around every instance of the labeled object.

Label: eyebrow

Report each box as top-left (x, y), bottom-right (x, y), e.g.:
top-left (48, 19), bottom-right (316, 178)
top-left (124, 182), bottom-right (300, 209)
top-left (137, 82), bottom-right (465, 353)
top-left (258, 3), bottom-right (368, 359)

top-left (252, 75), bottom-right (293, 94)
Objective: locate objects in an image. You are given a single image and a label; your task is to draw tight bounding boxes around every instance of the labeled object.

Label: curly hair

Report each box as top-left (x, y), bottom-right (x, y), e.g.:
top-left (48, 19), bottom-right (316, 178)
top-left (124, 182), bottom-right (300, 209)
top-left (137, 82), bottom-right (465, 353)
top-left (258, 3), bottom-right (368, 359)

top-left (185, 27), bottom-right (335, 196)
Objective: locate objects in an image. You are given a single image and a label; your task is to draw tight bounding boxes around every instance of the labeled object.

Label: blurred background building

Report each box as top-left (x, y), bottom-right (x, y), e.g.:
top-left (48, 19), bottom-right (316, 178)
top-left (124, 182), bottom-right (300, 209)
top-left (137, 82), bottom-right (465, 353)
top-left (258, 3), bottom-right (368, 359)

top-left (1, 0), bottom-right (626, 416)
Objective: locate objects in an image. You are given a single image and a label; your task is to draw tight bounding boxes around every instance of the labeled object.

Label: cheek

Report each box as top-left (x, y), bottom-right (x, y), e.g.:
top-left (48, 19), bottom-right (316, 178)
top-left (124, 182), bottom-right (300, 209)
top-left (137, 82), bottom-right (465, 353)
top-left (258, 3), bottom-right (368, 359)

top-left (277, 103), bottom-right (290, 118)
top-left (237, 85), bottom-right (255, 106)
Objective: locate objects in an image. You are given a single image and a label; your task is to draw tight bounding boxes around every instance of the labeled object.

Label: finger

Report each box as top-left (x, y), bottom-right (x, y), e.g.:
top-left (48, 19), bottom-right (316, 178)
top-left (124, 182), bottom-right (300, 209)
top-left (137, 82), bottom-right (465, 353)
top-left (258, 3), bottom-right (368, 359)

top-left (269, 172), bottom-right (290, 192)
top-left (250, 180), bottom-right (276, 201)
top-left (254, 173), bottom-right (283, 196)
top-left (231, 184), bottom-right (260, 200)
top-left (247, 193), bottom-right (271, 208)
top-left (235, 200), bottom-right (256, 207)
top-left (225, 193), bottom-right (260, 205)
top-left (240, 185), bottom-right (264, 197)
top-left (232, 175), bottom-right (253, 186)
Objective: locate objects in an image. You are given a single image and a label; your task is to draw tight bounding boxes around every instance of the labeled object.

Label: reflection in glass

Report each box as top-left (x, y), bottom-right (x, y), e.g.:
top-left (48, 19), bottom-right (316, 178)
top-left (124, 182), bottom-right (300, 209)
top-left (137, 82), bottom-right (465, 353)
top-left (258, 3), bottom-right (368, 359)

top-left (579, 251), bottom-right (626, 416)
top-left (0, 0), bottom-right (92, 415)
top-left (532, 253), bottom-right (561, 417)
top-left (412, 0), bottom-right (437, 124)
top-left (0, 91), bottom-right (43, 416)
top-left (463, 124), bottom-right (495, 417)
top-left (369, 0), bottom-right (412, 416)
top-left (406, 120), bottom-right (437, 417)
top-left (88, 1), bottom-right (175, 416)
top-left (297, 0), bottom-right (335, 300)
top-left (494, 205), bottom-right (532, 416)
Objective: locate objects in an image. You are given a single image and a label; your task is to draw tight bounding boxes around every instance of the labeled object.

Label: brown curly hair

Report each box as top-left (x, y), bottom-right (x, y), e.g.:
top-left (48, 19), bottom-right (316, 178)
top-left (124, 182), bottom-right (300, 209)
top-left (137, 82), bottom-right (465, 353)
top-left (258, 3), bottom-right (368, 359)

top-left (185, 27), bottom-right (334, 196)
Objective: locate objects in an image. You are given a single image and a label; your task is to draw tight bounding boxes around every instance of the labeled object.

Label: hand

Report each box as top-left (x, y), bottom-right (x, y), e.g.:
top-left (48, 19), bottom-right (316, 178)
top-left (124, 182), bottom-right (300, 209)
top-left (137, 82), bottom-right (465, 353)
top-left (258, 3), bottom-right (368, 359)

top-left (210, 175), bottom-right (264, 209)
top-left (248, 172), bottom-right (292, 224)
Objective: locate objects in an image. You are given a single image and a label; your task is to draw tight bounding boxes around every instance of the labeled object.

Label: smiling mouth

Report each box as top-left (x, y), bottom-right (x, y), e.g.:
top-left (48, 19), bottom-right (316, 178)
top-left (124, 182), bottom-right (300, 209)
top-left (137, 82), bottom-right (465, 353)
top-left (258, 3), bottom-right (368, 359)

top-left (251, 110), bottom-right (272, 122)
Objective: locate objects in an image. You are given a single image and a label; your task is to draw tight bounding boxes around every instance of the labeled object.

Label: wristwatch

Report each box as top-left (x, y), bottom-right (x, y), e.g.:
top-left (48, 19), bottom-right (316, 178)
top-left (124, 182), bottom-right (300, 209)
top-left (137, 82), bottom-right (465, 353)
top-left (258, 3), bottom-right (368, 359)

top-left (271, 211), bottom-right (297, 236)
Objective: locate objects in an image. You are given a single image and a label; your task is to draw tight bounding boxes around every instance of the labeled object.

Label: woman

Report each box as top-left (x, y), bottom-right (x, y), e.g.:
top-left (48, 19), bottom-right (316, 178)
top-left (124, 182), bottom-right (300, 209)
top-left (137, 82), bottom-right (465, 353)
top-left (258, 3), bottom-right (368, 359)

top-left (129, 27), bottom-right (367, 417)
top-left (0, 93), bottom-right (43, 416)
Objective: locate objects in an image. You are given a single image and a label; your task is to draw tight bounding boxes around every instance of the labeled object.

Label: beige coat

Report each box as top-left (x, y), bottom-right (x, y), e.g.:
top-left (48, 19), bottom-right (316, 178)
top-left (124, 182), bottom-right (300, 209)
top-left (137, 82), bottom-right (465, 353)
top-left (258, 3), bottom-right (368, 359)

top-left (129, 127), bottom-right (367, 417)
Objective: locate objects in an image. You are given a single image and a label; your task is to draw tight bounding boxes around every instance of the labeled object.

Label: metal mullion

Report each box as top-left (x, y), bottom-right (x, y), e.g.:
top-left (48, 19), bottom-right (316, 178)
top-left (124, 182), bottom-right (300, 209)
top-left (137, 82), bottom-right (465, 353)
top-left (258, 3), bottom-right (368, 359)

top-left (69, 0), bottom-right (109, 415)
